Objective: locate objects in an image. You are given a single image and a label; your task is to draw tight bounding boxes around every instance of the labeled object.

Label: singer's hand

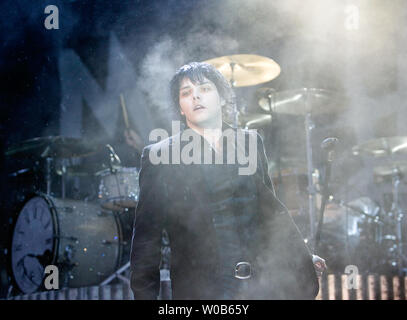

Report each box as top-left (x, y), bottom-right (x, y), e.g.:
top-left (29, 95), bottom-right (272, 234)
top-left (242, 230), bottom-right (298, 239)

top-left (125, 129), bottom-right (143, 152)
top-left (312, 255), bottom-right (327, 278)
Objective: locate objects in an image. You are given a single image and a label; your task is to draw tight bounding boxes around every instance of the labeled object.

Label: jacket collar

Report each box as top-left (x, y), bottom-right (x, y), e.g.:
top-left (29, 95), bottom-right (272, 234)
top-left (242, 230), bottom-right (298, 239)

top-left (182, 121), bottom-right (236, 136)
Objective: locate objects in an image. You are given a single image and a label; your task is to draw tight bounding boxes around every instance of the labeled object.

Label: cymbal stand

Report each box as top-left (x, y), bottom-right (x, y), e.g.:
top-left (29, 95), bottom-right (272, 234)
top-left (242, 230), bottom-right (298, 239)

top-left (229, 62), bottom-right (239, 128)
top-left (304, 97), bottom-right (317, 245)
top-left (61, 158), bottom-right (67, 199)
top-left (265, 89), bottom-right (284, 199)
top-left (45, 157), bottom-right (53, 195)
top-left (390, 167), bottom-right (407, 275)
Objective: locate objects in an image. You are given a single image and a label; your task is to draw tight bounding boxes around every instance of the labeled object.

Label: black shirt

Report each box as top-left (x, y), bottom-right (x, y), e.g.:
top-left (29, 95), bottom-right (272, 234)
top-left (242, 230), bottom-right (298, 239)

top-left (195, 129), bottom-right (261, 299)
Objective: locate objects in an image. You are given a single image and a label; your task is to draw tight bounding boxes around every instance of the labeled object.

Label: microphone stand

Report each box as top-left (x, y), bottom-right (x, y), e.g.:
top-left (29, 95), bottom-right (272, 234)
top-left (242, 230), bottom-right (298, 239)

top-left (228, 62), bottom-right (239, 129)
top-left (106, 144), bottom-right (121, 173)
top-left (314, 138), bottom-right (338, 252)
top-left (266, 89), bottom-right (284, 199)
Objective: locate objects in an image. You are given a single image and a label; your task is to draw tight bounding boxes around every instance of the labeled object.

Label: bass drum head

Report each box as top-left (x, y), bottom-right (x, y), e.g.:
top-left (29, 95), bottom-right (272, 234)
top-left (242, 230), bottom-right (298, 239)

top-left (11, 195), bottom-right (126, 293)
top-left (50, 197), bottom-right (123, 288)
top-left (11, 196), bottom-right (57, 294)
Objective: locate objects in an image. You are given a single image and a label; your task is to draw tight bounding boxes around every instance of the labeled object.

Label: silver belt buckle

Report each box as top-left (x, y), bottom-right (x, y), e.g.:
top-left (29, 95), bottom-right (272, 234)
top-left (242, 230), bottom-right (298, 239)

top-left (235, 261), bottom-right (251, 279)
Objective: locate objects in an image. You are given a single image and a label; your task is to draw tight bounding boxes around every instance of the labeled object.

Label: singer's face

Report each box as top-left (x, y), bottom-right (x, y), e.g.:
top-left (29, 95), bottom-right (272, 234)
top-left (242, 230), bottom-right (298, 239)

top-left (178, 77), bottom-right (224, 129)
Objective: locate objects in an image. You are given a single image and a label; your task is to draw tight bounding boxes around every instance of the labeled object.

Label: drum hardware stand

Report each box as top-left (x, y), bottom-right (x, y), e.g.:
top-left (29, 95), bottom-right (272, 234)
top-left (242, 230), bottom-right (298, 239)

top-left (45, 157), bottom-right (53, 196)
top-left (228, 62), bottom-right (239, 129)
top-left (304, 97), bottom-right (317, 244)
top-left (100, 230), bottom-right (172, 296)
top-left (6, 284), bottom-right (14, 299)
top-left (389, 167), bottom-right (407, 275)
top-left (39, 145), bottom-right (54, 196)
top-left (158, 229), bottom-right (172, 300)
top-left (264, 88), bottom-right (285, 202)
top-left (60, 158), bottom-right (68, 199)
top-left (100, 261), bottom-right (131, 286)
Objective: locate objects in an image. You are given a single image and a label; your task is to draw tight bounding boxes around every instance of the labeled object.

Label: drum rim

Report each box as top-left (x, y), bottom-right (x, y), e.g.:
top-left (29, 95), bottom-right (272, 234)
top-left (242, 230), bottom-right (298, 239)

top-left (96, 166), bottom-right (140, 176)
top-left (42, 194), bottom-right (61, 269)
top-left (100, 196), bottom-right (138, 210)
top-left (10, 193), bottom-right (60, 294)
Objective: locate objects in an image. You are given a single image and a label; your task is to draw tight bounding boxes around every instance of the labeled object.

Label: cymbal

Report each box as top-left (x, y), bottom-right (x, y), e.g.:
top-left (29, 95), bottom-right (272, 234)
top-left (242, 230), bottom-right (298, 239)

top-left (55, 164), bottom-right (104, 177)
top-left (347, 197), bottom-right (380, 217)
top-left (373, 162), bottom-right (407, 178)
top-left (5, 136), bottom-right (101, 159)
top-left (238, 113), bottom-right (271, 129)
top-left (203, 54), bottom-right (281, 87)
top-left (257, 88), bottom-right (345, 115)
top-left (352, 137), bottom-right (407, 157)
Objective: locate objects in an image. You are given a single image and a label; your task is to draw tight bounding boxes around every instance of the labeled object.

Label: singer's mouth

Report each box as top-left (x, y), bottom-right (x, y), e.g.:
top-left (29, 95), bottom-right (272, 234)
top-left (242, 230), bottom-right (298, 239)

top-left (193, 105), bottom-right (206, 111)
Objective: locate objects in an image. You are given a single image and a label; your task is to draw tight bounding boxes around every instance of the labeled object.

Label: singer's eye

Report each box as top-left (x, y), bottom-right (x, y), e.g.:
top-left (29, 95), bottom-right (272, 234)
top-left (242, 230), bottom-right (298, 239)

top-left (180, 90), bottom-right (191, 97)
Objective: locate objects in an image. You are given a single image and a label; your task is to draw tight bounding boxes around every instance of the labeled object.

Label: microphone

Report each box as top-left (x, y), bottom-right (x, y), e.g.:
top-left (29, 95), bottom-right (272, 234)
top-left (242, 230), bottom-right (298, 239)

top-left (314, 137), bottom-right (339, 252)
top-left (106, 144), bottom-right (121, 170)
top-left (321, 137), bottom-right (339, 162)
top-left (320, 137), bottom-right (339, 193)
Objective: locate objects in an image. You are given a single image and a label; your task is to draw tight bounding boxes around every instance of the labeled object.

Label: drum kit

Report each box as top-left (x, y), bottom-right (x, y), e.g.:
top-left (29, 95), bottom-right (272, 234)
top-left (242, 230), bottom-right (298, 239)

top-left (6, 53), bottom-right (407, 294)
top-left (204, 54), bottom-right (407, 275)
top-left (7, 135), bottom-right (140, 294)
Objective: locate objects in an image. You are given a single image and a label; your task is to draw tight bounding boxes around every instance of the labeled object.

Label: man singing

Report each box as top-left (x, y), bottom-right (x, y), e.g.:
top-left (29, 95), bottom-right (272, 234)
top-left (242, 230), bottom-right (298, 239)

top-left (130, 62), bottom-right (323, 299)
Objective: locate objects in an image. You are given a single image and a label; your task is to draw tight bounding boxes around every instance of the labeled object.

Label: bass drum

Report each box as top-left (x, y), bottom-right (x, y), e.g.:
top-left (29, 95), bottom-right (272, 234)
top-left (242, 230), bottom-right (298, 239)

top-left (11, 195), bottom-right (130, 294)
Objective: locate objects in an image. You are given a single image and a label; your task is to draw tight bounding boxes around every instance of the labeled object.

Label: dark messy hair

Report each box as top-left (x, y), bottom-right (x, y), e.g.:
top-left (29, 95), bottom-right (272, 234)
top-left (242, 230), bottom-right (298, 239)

top-left (169, 62), bottom-right (236, 124)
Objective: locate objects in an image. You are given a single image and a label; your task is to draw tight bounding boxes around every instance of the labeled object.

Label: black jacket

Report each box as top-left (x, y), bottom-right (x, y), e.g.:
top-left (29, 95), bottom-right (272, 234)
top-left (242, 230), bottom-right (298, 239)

top-left (130, 125), bottom-right (319, 299)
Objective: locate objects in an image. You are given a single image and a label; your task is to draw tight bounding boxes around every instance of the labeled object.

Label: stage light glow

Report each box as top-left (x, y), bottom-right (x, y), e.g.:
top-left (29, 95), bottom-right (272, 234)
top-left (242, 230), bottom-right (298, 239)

top-left (344, 4), bottom-right (360, 30)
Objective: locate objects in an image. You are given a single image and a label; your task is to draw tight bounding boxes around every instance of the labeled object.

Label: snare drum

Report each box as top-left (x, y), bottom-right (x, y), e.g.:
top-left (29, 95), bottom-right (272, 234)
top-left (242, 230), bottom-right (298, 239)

top-left (97, 167), bottom-right (140, 211)
top-left (11, 195), bottom-right (128, 294)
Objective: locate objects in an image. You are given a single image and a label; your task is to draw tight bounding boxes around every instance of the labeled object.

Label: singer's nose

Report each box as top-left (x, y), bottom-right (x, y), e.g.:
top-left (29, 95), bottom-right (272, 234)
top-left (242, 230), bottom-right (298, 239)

top-left (192, 88), bottom-right (201, 100)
